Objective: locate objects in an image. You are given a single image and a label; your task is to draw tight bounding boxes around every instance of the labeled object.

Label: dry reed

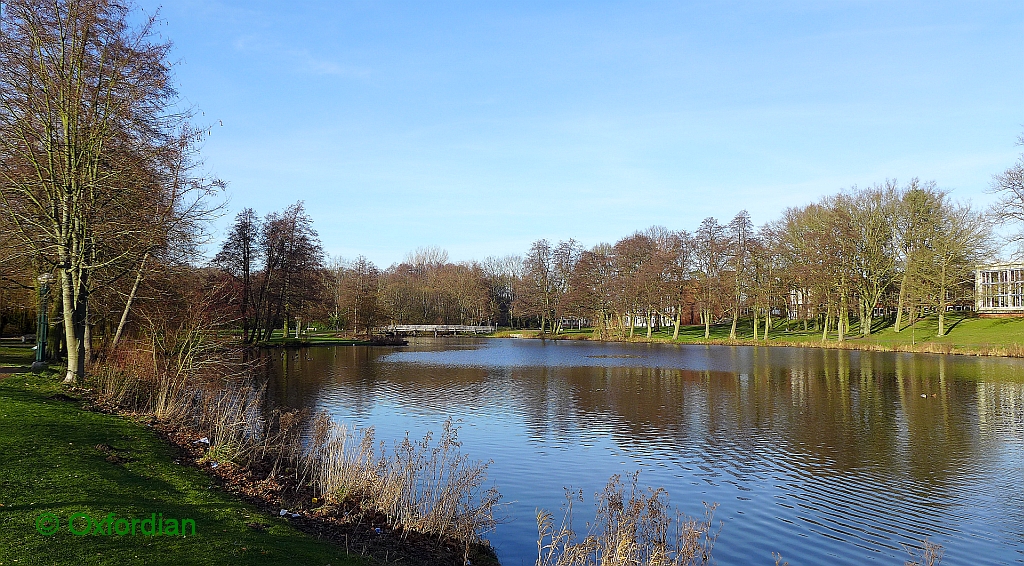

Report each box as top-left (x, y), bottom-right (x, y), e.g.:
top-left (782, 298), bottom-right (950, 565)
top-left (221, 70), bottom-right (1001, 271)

top-left (536, 473), bottom-right (718, 566)
top-left (89, 332), bottom-right (501, 547)
top-left (301, 415), bottom-right (502, 545)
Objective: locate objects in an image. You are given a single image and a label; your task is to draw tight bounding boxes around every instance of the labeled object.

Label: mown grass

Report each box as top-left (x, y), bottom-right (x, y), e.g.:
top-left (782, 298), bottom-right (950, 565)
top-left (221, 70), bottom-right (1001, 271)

top-left (0, 371), bottom-right (365, 566)
top-left (499, 314), bottom-right (1024, 357)
top-left (0, 344), bottom-right (33, 368)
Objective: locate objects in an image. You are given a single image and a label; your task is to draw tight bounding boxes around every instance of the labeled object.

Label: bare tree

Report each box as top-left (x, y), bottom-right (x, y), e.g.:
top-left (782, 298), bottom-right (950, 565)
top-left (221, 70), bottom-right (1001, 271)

top-left (991, 134), bottom-right (1024, 257)
top-left (613, 233), bottom-right (656, 338)
top-left (663, 231), bottom-right (693, 340)
top-left (693, 218), bottom-right (728, 339)
top-left (0, 0), bottom-right (217, 382)
top-left (922, 202), bottom-right (991, 336)
top-left (252, 202), bottom-right (324, 341)
top-left (213, 208), bottom-right (262, 342)
top-left (568, 244), bottom-right (617, 338)
top-left (342, 256), bottom-right (380, 336)
top-left (519, 240), bottom-right (555, 333)
top-left (482, 254), bottom-right (521, 328)
top-left (894, 180), bottom-right (946, 332)
top-left (727, 211), bottom-right (754, 339)
top-left (843, 183), bottom-right (900, 336)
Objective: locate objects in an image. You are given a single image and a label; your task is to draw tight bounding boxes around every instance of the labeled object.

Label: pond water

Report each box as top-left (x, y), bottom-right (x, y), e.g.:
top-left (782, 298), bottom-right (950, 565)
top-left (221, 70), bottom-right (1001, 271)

top-left (264, 338), bottom-right (1024, 566)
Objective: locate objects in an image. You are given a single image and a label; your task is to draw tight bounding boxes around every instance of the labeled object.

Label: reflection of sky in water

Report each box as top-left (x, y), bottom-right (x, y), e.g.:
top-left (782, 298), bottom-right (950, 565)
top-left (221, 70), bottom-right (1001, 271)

top-left (266, 339), bottom-right (1024, 566)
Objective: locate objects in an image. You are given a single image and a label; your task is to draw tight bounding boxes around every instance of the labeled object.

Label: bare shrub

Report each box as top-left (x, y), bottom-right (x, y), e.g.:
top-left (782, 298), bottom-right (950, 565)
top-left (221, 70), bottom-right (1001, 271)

top-left (261, 407), bottom-right (313, 478)
top-left (90, 345), bottom-right (151, 409)
top-left (537, 473), bottom-right (717, 566)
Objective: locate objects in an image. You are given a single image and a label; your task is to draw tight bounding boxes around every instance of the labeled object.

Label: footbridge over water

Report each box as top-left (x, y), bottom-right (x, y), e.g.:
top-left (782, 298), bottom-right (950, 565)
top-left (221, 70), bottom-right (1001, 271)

top-left (384, 324), bottom-right (496, 336)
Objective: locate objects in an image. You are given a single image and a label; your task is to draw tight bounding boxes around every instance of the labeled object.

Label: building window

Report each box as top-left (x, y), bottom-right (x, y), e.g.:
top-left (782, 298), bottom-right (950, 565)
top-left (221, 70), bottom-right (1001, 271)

top-left (978, 267), bottom-right (1024, 309)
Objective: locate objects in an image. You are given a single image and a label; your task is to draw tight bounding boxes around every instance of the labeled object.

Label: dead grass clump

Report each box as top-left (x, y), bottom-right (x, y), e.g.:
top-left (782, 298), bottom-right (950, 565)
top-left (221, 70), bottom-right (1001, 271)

top-left (302, 412), bottom-right (377, 502)
top-left (302, 416), bottom-right (501, 547)
top-left (537, 473), bottom-right (717, 566)
top-left (194, 383), bottom-right (266, 464)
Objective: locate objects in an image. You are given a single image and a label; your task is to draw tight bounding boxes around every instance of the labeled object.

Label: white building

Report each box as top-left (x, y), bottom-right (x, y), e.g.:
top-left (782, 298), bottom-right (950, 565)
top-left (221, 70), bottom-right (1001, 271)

top-left (975, 263), bottom-right (1024, 317)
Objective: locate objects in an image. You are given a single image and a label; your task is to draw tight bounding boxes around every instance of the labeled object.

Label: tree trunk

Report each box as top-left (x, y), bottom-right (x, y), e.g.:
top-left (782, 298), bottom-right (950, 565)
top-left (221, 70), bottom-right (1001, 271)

top-left (84, 313), bottom-right (93, 364)
top-left (895, 268), bottom-right (910, 332)
top-left (764, 309), bottom-right (771, 340)
top-left (703, 309), bottom-right (711, 339)
top-left (730, 307), bottom-right (738, 340)
top-left (938, 263), bottom-right (947, 336)
top-left (672, 306), bottom-right (681, 340)
top-left (752, 310), bottom-right (759, 341)
top-left (111, 253), bottom-right (149, 349)
top-left (861, 298), bottom-right (873, 337)
top-left (60, 269), bottom-right (88, 384)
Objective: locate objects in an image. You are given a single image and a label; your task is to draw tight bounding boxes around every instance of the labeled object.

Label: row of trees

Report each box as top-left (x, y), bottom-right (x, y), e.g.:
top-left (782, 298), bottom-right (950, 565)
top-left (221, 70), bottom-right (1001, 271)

top-left (511, 180), bottom-right (991, 341)
top-left (206, 179), bottom-right (995, 343)
top-left (213, 203), bottom-right (322, 343)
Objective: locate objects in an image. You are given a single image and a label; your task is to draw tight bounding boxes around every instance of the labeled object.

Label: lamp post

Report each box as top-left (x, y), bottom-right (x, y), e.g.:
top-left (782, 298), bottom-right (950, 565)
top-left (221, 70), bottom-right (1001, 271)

top-left (32, 273), bottom-right (54, 372)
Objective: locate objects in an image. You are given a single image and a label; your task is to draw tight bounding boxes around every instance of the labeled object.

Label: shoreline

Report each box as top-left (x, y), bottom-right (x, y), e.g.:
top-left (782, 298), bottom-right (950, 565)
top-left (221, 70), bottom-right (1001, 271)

top-left (0, 370), bottom-right (497, 566)
top-left (487, 325), bottom-right (1024, 358)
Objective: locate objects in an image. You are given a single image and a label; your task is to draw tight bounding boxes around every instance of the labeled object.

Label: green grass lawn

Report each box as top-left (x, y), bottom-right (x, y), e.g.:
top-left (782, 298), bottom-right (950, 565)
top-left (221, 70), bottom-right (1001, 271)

top-left (518, 313), bottom-right (1024, 353)
top-left (0, 344), bottom-right (34, 368)
top-left (0, 371), bottom-right (365, 566)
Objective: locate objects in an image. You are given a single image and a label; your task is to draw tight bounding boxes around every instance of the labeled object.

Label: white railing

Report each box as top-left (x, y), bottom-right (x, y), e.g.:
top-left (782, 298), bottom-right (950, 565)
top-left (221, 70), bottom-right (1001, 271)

top-left (384, 324), bottom-right (496, 334)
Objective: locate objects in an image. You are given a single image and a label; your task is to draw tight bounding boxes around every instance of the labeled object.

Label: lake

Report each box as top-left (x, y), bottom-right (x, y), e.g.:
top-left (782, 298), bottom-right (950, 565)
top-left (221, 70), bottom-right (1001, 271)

top-left (264, 338), bottom-right (1024, 566)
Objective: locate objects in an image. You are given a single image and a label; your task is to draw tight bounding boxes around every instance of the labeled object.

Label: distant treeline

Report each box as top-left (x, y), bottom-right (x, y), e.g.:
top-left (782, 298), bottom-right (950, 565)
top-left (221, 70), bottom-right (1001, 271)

top-left (205, 178), bottom-right (999, 343)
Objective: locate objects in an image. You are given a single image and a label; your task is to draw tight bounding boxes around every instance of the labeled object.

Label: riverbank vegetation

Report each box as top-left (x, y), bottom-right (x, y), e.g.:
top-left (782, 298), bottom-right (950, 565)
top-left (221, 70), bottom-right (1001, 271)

top-left (494, 313), bottom-right (1024, 357)
top-left (0, 370), bottom-right (364, 565)
top-left (77, 287), bottom-right (502, 565)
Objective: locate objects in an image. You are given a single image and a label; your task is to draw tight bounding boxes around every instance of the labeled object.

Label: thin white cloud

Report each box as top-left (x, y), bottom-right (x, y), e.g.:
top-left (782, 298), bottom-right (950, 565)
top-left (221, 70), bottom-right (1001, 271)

top-left (231, 33), bottom-right (370, 79)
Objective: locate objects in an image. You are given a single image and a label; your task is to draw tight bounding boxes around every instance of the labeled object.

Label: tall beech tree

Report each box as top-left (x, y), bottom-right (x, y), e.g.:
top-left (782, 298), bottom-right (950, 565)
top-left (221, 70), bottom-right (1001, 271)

top-left (0, 0), bottom-right (217, 382)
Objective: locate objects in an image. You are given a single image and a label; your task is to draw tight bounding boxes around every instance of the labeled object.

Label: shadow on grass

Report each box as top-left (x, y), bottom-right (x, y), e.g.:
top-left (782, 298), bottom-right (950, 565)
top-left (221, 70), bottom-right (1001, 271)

top-left (0, 373), bottom-right (363, 566)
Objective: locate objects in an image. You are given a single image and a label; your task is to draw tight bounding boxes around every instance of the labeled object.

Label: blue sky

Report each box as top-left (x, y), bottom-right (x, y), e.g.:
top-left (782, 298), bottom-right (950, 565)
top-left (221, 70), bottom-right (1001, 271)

top-left (136, 1), bottom-right (1024, 267)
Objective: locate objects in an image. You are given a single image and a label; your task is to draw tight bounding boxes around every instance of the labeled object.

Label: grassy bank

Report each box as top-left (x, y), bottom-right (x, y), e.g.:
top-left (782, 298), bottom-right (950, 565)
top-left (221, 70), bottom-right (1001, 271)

top-left (0, 343), bottom-right (33, 372)
top-left (492, 314), bottom-right (1024, 357)
top-left (0, 370), bottom-right (364, 566)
